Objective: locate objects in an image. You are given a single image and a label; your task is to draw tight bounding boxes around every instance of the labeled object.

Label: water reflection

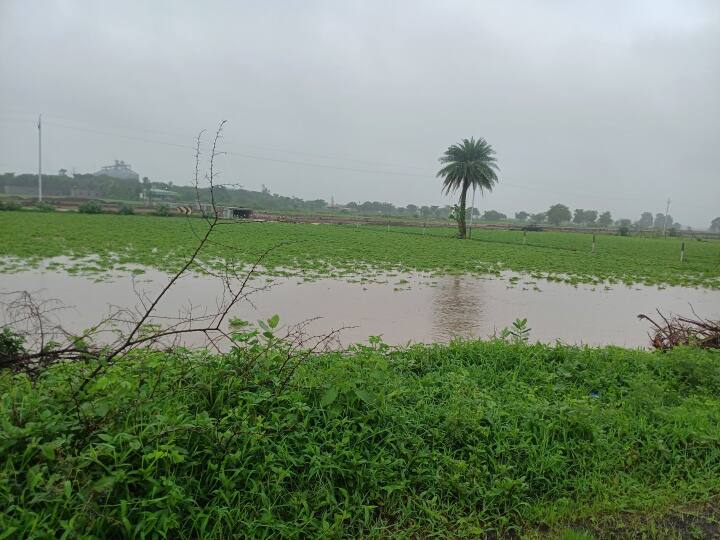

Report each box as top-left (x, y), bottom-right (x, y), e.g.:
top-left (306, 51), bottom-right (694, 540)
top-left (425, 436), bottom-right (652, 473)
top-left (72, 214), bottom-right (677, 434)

top-left (431, 276), bottom-right (485, 340)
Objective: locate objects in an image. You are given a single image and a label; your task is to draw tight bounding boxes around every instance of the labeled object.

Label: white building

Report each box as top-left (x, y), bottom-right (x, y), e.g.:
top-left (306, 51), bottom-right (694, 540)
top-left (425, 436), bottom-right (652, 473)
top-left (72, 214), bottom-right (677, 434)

top-left (94, 160), bottom-right (139, 181)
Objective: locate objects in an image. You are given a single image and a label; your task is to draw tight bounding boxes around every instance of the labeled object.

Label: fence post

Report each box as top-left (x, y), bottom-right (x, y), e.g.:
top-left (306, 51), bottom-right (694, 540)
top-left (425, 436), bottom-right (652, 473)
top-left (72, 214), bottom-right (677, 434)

top-left (592, 233), bottom-right (596, 253)
top-left (423, 221), bottom-right (426, 235)
top-left (387, 217), bottom-right (390, 232)
top-left (680, 241), bottom-right (685, 262)
top-left (523, 229), bottom-right (527, 245)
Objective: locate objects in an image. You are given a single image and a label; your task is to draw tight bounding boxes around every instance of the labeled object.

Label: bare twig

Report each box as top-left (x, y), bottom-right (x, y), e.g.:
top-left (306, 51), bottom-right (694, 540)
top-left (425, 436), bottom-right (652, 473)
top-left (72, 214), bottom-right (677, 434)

top-left (638, 309), bottom-right (720, 350)
top-left (1, 121), bottom-right (349, 405)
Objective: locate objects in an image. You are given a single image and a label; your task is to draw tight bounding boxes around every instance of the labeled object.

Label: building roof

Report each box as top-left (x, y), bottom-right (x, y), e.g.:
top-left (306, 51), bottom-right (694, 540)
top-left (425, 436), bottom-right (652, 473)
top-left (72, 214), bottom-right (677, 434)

top-left (94, 160), bottom-right (139, 180)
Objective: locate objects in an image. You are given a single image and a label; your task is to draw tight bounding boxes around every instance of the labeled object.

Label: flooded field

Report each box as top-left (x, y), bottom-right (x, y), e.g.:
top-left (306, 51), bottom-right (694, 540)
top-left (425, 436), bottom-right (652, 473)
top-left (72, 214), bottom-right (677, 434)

top-left (2, 265), bottom-right (719, 348)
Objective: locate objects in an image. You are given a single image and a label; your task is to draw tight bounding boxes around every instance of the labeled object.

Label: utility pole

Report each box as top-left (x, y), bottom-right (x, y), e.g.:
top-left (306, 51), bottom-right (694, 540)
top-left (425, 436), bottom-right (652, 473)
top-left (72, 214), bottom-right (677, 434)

top-left (37, 114), bottom-right (42, 202)
top-left (662, 198), bottom-right (671, 238)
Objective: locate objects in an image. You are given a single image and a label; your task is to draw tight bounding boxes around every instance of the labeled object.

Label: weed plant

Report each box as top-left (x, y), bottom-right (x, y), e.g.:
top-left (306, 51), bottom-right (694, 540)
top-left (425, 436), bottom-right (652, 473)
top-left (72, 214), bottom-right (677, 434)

top-left (1, 336), bottom-right (719, 537)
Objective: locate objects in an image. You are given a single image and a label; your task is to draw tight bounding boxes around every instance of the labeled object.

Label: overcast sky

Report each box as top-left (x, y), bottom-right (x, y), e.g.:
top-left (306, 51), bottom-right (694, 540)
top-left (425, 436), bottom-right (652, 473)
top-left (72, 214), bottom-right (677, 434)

top-left (1, 0), bottom-right (718, 227)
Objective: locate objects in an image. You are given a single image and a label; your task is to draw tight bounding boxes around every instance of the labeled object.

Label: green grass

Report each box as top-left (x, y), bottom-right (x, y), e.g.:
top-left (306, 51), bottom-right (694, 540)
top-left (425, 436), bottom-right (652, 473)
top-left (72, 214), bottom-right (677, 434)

top-left (2, 340), bottom-right (720, 537)
top-left (1, 212), bottom-right (719, 288)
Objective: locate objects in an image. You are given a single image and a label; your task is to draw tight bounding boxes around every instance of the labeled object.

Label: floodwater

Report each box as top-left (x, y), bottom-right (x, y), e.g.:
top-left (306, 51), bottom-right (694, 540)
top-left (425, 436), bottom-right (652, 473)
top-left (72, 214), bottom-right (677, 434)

top-left (1, 266), bottom-right (719, 349)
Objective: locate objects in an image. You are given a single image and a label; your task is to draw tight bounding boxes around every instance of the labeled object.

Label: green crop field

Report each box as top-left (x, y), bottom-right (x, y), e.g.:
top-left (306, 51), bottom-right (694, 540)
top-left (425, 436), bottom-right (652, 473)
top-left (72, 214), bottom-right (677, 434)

top-left (1, 211), bottom-right (719, 288)
top-left (2, 339), bottom-right (720, 538)
top-left (2, 211), bottom-right (720, 538)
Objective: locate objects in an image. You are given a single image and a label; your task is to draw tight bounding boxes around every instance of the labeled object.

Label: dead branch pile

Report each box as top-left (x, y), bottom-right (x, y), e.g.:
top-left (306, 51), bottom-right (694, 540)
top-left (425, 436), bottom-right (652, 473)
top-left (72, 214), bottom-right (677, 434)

top-left (638, 310), bottom-right (720, 350)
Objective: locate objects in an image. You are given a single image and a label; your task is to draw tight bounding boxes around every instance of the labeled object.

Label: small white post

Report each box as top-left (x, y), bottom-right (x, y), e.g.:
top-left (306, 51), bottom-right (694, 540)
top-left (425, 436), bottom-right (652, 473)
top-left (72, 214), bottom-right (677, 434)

top-left (680, 241), bottom-right (685, 262)
top-left (592, 233), bottom-right (596, 253)
top-left (37, 114), bottom-right (42, 202)
top-left (523, 229), bottom-right (527, 245)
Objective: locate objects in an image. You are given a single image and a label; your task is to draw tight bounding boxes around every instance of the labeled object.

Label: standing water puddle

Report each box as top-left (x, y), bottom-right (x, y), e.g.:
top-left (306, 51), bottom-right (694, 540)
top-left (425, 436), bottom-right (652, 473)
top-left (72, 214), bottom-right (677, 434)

top-left (2, 268), bottom-right (719, 348)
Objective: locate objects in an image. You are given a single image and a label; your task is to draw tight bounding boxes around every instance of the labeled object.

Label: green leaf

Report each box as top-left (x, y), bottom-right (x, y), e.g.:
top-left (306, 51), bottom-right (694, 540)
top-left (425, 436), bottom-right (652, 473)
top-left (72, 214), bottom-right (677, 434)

top-left (92, 476), bottom-right (116, 493)
top-left (0, 527), bottom-right (18, 540)
top-left (354, 388), bottom-right (375, 404)
top-left (268, 314), bottom-right (280, 329)
top-left (320, 386), bottom-right (339, 407)
top-left (40, 444), bottom-right (55, 461)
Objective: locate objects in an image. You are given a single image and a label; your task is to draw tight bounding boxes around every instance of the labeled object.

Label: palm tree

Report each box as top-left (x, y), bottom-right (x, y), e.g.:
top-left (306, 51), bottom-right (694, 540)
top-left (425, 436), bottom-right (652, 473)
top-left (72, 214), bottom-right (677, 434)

top-left (437, 137), bottom-right (499, 238)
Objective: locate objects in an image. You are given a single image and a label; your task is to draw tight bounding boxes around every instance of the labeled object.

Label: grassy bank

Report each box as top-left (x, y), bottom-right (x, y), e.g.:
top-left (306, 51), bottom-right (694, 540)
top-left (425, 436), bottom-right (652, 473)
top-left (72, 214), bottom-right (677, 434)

top-left (2, 340), bottom-right (719, 538)
top-left (1, 212), bottom-right (719, 288)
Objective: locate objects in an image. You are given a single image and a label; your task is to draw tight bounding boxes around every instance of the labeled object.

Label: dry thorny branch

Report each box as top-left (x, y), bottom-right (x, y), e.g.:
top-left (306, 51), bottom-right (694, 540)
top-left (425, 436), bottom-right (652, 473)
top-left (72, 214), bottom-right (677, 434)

top-left (638, 309), bottom-right (720, 350)
top-left (0, 121), bottom-right (350, 388)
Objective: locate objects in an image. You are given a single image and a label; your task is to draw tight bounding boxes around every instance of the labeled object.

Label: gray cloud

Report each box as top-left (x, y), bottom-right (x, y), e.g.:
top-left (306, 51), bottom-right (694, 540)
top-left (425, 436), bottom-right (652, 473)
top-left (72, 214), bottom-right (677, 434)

top-left (1, 0), bottom-right (718, 226)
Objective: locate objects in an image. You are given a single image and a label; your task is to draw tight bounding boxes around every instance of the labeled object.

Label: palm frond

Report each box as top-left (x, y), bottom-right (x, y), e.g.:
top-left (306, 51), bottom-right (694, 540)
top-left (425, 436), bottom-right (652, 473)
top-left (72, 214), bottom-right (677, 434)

top-left (436, 137), bottom-right (500, 195)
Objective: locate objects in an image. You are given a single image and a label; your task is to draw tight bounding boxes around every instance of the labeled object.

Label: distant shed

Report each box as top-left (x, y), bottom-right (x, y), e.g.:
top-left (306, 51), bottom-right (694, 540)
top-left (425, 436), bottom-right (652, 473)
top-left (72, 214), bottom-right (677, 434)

top-left (223, 207), bottom-right (253, 219)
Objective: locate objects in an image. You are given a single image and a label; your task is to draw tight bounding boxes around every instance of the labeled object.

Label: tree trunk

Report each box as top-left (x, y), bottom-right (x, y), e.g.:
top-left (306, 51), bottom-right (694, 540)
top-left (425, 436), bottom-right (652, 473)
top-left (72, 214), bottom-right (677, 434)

top-left (457, 180), bottom-right (468, 238)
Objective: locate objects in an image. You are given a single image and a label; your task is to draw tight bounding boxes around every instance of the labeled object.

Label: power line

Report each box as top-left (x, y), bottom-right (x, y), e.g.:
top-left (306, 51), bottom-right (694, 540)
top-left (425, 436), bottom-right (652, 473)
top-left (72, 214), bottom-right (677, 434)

top-left (0, 112), bottom-right (431, 172)
top-left (0, 118), bottom-right (658, 195)
top-left (233, 143), bottom-right (432, 172)
top-left (0, 116), bottom-right (716, 215)
top-left (2, 117), bottom-right (439, 179)
top-left (41, 121), bottom-right (195, 151)
top-left (223, 148), bottom-right (434, 178)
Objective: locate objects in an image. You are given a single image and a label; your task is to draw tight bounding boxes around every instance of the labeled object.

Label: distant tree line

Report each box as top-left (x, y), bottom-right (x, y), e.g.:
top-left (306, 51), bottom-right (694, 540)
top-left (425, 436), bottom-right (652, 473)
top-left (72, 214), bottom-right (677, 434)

top-left (1, 173), bottom-right (141, 200)
top-left (507, 204), bottom-right (684, 230)
top-left (0, 173), bottom-right (343, 214)
top-left (4, 172), bottom-right (714, 230)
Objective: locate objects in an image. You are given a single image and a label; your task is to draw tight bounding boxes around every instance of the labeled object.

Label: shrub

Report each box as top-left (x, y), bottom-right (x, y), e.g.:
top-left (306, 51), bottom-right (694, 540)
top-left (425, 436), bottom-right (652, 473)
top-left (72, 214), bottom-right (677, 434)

top-left (33, 201), bottom-right (56, 212)
top-left (0, 200), bottom-right (22, 211)
top-left (0, 327), bottom-right (25, 368)
top-left (617, 225), bottom-right (630, 236)
top-left (118, 204), bottom-right (135, 215)
top-left (1, 340), bottom-right (719, 537)
top-left (78, 201), bottom-right (103, 214)
top-left (154, 204), bottom-right (171, 217)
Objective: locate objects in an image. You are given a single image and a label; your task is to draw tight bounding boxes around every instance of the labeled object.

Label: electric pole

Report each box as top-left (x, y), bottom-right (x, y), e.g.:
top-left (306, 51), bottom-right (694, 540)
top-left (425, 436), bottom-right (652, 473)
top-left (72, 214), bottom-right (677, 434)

top-left (662, 198), bottom-right (671, 238)
top-left (37, 114), bottom-right (42, 202)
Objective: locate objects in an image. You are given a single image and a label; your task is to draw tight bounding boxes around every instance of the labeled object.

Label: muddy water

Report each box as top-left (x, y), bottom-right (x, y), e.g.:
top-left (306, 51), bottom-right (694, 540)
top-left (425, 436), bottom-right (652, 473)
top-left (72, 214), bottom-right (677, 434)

top-left (2, 268), bottom-right (719, 348)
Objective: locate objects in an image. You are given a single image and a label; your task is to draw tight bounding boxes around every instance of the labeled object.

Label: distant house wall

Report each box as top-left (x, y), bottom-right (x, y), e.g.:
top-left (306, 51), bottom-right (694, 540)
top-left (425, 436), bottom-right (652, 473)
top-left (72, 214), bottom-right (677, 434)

top-left (3, 184), bottom-right (67, 197)
top-left (3, 185), bottom-right (36, 196)
top-left (142, 188), bottom-right (178, 201)
top-left (70, 187), bottom-right (102, 199)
